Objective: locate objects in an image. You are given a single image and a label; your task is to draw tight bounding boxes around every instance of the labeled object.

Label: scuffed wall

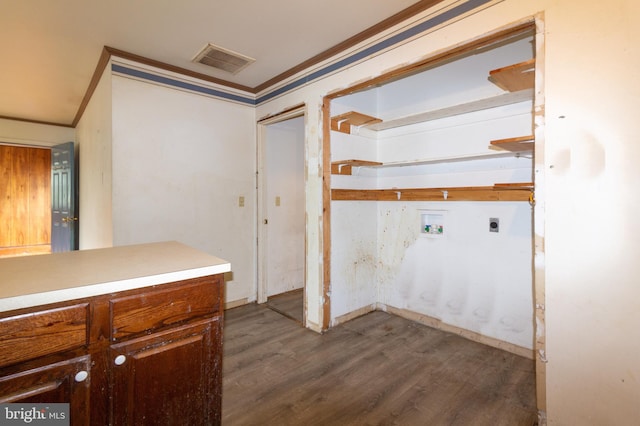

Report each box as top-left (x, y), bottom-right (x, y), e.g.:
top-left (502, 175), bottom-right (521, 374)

top-left (378, 201), bottom-right (533, 349)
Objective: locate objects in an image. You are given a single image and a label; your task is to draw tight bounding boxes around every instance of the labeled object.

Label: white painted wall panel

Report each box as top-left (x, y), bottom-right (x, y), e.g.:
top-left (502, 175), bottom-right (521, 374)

top-left (76, 67), bottom-right (113, 250)
top-left (111, 75), bottom-right (256, 304)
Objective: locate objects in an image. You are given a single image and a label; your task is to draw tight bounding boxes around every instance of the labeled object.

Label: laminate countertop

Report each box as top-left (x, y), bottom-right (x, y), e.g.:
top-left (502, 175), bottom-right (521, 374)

top-left (0, 241), bottom-right (231, 313)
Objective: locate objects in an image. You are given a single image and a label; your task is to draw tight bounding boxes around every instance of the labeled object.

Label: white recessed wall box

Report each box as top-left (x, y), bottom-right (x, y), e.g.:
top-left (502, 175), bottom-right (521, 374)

top-left (420, 210), bottom-right (447, 238)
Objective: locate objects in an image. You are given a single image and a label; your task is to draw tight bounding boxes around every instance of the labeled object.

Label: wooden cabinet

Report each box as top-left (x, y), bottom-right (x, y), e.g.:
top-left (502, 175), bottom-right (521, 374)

top-left (111, 320), bottom-right (221, 425)
top-left (0, 275), bottom-right (224, 426)
top-left (0, 356), bottom-right (91, 423)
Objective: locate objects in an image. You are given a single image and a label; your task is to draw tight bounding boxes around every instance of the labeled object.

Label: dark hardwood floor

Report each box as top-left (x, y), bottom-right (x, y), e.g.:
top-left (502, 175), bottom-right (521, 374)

top-left (222, 303), bottom-right (537, 426)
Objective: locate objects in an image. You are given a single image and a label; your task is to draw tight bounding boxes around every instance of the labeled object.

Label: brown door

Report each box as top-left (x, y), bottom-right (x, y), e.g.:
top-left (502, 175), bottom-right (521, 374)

top-left (0, 144), bottom-right (51, 257)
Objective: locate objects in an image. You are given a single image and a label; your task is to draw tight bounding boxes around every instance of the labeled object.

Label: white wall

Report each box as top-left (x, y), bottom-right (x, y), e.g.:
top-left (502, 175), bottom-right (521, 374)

top-left (265, 117), bottom-right (305, 296)
top-left (110, 74), bottom-right (256, 305)
top-left (255, 0), bottom-right (640, 423)
top-left (541, 1), bottom-right (640, 423)
top-left (75, 65), bottom-right (113, 249)
top-left (0, 118), bottom-right (74, 148)
top-left (379, 201), bottom-right (533, 349)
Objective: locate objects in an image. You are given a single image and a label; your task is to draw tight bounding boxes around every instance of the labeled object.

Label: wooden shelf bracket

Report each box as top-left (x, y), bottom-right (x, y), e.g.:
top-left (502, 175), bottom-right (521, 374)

top-left (331, 111), bottom-right (382, 134)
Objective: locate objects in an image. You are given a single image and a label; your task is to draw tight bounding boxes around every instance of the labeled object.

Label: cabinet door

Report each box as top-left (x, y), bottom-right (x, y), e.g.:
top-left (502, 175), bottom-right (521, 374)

top-left (0, 355), bottom-right (90, 425)
top-left (110, 318), bottom-right (222, 426)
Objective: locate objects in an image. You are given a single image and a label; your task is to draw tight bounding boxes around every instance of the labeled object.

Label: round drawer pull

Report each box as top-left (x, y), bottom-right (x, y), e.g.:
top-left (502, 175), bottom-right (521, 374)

top-left (114, 355), bottom-right (127, 366)
top-left (75, 370), bottom-right (89, 382)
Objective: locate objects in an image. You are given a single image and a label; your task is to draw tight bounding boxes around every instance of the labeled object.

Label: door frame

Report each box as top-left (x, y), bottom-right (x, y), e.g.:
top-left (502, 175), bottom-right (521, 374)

top-left (256, 105), bottom-right (307, 321)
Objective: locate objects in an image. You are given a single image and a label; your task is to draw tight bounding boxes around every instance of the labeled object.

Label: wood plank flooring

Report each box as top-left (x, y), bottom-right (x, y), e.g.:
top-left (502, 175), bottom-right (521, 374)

top-left (266, 288), bottom-right (304, 324)
top-left (222, 303), bottom-right (538, 426)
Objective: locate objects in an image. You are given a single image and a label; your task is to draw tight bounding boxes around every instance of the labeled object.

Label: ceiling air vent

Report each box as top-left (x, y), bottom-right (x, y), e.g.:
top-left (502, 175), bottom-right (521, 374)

top-left (192, 43), bottom-right (255, 74)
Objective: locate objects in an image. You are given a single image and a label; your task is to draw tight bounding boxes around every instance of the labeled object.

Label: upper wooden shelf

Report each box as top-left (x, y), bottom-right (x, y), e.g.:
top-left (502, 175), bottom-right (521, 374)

top-left (331, 111), bottom-right (382, 134)
top-left (331, 151), bottom-right (519, 175)
top-left (488, 59), bottom-right (535, 92)
top-left (365, 89), bottom-right (532, 132)
top-left (331, 159), bottom-right (383, 175)
top-left (490, 135), bottom-right (534, 152)
top-left (331, 60), bottom-right (535, 134)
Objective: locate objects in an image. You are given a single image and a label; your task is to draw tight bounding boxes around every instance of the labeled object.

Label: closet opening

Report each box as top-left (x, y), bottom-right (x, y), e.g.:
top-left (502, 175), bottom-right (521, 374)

top-left (322, 18), bottom-right (544, 411)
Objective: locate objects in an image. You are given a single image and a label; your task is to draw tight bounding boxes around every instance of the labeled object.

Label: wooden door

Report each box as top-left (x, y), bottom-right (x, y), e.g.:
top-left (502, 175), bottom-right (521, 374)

top-left (110, 319), bottom-right (222, 425)
top-left (51, 142), bottom-right (78, 252)
top-left (0, 145), bottom-right (51, 257)
top-left (0, 355), bottom-right (91, 425)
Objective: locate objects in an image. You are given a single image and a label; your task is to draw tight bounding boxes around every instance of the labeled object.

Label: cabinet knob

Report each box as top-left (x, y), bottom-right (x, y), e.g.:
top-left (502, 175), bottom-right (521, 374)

top-left (75, 370), bottom-right (89, 382)
top-left (114, 355), bottom-right (127, 366)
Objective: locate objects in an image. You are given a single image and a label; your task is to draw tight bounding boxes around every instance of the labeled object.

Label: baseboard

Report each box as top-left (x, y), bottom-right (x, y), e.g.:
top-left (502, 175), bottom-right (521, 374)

top-left (224, 297), bottom-right (250, 310)
top-left (229, 298), bottom-right (532, 358)
top-left (332, 304), bottom-right (377, 327)
top-left (378, 303), bottom-right (534, 359)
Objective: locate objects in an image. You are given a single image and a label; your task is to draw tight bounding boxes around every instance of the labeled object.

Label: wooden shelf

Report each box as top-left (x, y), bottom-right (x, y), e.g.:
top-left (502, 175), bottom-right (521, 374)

top-left (488, 59), bottom-right (535, 92)
top-left (493, 182), bottom-right (534, 190)
top-left (366, 89), bottom-right (533, 132)
top-left (331, 111), bottom-right (382, 134)
top-left (331, 151), bottom-right (522, 175)
top-left (332, 185), bottom-right (532, 202)
top-left (490, 135), bottom-right (534, 152)
top-left (331, 159), bottom-right (383, 175)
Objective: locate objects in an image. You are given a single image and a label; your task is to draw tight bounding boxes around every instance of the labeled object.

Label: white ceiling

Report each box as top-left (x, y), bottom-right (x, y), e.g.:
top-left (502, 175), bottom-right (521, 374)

top-left (1, 0), bottom-right (423, 126)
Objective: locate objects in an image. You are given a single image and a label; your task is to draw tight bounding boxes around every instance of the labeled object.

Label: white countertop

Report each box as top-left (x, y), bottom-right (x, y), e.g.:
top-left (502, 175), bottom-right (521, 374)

top-left (0, 241), bottom-right (231, 313)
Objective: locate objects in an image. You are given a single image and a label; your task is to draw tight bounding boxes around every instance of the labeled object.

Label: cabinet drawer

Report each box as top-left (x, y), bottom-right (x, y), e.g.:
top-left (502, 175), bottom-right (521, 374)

top-left (110, 277), bottom-right (220, 342)
top-left (0, 305), bottom-right (89, 368)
